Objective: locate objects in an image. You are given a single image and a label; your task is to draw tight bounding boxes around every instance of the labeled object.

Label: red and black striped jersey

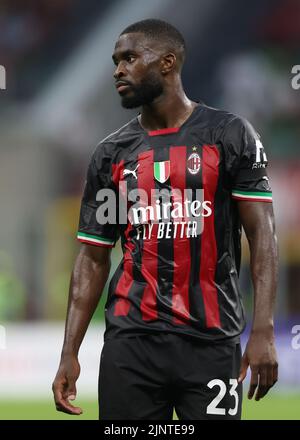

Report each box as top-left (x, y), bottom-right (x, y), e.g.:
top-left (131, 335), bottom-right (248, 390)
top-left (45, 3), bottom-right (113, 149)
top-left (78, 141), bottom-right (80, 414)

top-left (78, 103), bottom-right (272, 342)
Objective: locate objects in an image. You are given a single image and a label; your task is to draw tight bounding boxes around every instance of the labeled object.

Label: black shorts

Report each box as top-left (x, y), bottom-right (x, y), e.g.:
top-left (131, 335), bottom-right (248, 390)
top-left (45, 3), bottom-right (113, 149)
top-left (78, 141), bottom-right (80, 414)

top-left (98, 332), bottom-right (242, 420)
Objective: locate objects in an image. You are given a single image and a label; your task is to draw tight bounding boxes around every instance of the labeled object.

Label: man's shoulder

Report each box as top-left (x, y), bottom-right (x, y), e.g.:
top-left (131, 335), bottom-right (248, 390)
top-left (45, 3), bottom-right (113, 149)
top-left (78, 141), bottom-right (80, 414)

top-left (99, 116), bottom-right (140, 145)
top-left (90, 116), bottom-right (141, 162)
top-left (199, 104), bottom-right (259, 149)
top-left (201, 103), bottom-right (250, 132)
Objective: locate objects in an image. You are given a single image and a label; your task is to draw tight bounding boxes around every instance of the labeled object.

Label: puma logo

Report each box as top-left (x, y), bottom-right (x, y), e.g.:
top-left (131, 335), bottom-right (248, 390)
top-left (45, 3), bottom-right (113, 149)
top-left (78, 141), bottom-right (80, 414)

top-left (123, 164), bottom-right (140, 179)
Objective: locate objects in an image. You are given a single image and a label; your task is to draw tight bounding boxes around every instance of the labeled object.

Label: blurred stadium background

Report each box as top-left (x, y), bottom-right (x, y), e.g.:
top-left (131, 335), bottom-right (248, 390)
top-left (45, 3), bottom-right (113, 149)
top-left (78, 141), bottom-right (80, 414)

top-left (0, 0), bottom-right (300, 420)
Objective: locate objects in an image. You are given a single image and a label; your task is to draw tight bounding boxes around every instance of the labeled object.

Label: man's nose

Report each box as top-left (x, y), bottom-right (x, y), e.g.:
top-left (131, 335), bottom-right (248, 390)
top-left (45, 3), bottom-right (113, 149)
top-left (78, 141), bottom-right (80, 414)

top-left (113, 62), bottom-right (126, 79)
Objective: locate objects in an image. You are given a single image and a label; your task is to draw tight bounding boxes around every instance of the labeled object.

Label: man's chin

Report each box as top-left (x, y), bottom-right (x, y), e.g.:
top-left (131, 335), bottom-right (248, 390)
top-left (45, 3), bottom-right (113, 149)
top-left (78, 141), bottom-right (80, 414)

top-left (121, 97), bottom-right (141, 109)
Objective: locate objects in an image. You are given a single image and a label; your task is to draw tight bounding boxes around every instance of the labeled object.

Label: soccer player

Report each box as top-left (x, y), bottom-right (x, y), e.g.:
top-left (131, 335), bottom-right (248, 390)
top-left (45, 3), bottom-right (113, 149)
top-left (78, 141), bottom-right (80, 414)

top-left (52, 19), bottom-right (278, 420)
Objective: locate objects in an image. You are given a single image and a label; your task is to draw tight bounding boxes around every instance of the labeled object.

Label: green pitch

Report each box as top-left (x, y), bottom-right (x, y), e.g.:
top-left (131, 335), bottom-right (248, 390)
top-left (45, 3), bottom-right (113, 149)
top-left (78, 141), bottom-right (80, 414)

top-left (0, 394), bottom-right (299, 420)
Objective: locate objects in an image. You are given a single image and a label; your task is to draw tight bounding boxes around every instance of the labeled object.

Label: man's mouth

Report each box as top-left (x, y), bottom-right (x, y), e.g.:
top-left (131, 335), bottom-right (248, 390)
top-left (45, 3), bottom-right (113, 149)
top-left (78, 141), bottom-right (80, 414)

top-left (115, 81), bottom-right (131, 93)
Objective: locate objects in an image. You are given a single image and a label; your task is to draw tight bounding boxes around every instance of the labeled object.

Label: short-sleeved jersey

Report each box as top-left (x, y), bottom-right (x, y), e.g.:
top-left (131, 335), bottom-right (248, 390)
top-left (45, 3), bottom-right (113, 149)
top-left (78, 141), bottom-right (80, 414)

top-left (78, 104), bottom-right (272, 342)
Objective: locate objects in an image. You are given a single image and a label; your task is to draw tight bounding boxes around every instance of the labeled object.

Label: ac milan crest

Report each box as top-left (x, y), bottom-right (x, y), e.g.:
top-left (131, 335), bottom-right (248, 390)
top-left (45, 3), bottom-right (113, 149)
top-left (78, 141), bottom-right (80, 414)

top-left (187, 152), bottom-right (201, 175)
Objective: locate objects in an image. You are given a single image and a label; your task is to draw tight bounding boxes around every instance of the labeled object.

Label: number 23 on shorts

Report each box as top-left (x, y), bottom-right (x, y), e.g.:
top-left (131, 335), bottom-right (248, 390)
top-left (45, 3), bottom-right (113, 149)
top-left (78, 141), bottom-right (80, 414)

top-left (206, 379), bottom-right (241, 417)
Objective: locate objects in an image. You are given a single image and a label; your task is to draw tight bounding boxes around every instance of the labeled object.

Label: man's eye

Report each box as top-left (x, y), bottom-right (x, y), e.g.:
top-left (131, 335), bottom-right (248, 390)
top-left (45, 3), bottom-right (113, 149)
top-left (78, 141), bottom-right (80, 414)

top-left (127, 55), bottom-right (135, 63)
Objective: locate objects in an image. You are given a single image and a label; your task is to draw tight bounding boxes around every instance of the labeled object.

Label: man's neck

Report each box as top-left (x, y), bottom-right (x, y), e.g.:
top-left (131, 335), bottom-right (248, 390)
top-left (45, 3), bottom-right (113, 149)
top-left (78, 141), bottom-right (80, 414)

top-left (139, 83), bottom-right (197, 131)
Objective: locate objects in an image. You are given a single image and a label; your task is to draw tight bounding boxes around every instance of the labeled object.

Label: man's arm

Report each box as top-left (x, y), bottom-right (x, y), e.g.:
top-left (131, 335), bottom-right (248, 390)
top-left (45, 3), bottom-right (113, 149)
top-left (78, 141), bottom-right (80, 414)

top-left (52, 243), bottom-right (112, 415)
top-left (238, 201), bottom-right (279, 401)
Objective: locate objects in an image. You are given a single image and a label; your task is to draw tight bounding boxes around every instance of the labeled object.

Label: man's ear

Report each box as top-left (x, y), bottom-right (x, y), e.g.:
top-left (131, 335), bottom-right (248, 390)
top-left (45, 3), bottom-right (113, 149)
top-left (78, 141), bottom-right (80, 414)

top-left (161, 53), bottom-right (177, 74)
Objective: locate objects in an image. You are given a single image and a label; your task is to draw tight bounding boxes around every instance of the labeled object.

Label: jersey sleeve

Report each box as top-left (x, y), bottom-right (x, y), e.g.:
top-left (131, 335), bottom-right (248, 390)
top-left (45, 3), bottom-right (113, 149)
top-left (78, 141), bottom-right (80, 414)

top-left (224, 117), bottom-right (273, 202)
top-left (77, 144), bottom-right (120, 247)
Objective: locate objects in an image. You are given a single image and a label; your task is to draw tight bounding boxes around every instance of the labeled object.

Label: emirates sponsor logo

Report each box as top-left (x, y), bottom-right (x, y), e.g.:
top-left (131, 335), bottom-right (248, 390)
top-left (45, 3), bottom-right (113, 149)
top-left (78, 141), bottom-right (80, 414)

top-left (136, 220), bottom-right (202, 240)
top-left (129, 193), bottom-right (212, 225)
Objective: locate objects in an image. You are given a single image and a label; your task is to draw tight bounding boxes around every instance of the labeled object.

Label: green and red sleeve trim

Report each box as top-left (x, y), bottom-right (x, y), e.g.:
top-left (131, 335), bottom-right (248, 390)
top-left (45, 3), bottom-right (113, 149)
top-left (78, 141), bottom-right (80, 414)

top-left (232, 190), bottom-right (273, 202)
top-left (77, 231), bottom-right (115, 247)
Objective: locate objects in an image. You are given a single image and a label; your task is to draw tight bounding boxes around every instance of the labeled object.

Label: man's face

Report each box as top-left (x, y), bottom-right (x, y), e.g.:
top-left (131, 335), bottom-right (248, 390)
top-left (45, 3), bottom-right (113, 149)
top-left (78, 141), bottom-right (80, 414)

top-left (112, 33), bottom-right (164, 108)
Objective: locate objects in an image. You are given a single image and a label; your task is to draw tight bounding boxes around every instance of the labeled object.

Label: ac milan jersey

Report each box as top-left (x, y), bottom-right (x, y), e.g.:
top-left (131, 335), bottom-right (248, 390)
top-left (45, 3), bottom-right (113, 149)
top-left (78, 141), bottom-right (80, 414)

top-left (77, 104), bottom-right (272, 342)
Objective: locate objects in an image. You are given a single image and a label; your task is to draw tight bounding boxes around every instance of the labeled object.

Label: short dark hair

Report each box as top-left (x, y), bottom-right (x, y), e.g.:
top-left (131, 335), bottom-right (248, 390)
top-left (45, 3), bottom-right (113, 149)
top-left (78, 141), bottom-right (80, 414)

top-left (120, 18), bottom-right (186, 60)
